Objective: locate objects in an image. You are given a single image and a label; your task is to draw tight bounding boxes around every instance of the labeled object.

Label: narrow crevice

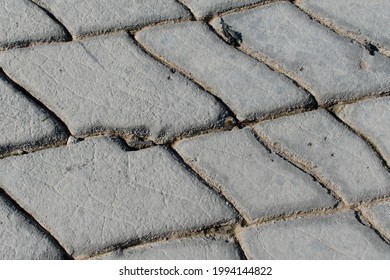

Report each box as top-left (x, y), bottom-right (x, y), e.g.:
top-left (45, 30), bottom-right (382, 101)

top-left (326, 109), bottom-right (390, 171)
top-left (82, 221), bottom-right (238, 260)
top-left (166, 146), bottom-right (247, 224)
top-left (129, 32), bottom-right (240, 124)
top-left (234, 227), bottom-right (251, 260)
top-left (0, 188), bottom-right (73, 259)
top-left (328, 91), bottom-right (390, 108)
top-left (0, 69), bottom-right (71, 158)
top-left (174, 0), bottom-right (196, 20)
top-left (249, 127), bottom-right (347, 206)
top-left (292, 1), bottom-right (390, 59)
top-left (204, 19), bottom-right (320, 108)
top-left (211, 0), bottom-right (285, 20)
top-left (28, 0), bottom-right (73, 41)
top-left (0, 68), bottom-right (72, 138)
top-left (233, 236), bottom-right (249, 260)
top-left (355, 210), bottom-right (390, 245)
top-left (247, 207), bottom-right (350, 230)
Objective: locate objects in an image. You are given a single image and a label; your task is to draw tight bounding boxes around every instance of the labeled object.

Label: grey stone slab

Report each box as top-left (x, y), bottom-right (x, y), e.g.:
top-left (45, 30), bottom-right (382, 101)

top-left (0, 33), bottom-right (226, 143)
top-left (362, 202), bottom-right (390, 241)
top-left (239, 211), bottom-right (390, 259)
top-left (0, 0), bottom-right (67, 49)
top-left (36, 0), bottom-right (191, 37)
top-left (335, 97), bottom-right (390, 165)
top-left (298, 0), bottom-right (390, 50)
top-left (0, 195), bottom-right (64, 259)
top-left (175, 128), bottom-right (336, 221)
top-left (254, 109), bottom-right (390, 203)
top-left (93, 236), bottom-right (241, 260)
top-left (0, 75), bottom-right (67, 156)
top-left (0, 137), bottom-right (235, 258)
top-left (211, 2), bottom-right (390, 105)
top-left (180, 0), bottom-right (264, 19)
top-left (136, 22), bottom-right (312, 122)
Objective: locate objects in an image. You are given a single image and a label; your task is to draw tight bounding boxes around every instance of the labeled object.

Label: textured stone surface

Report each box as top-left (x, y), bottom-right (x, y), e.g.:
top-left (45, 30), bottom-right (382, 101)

top-left (298, 0), bottom-right (390, 50)
top-left (136, 21), bottom-right (311, 122)
top-left (175, 128), bottom-right (336, 221)
top-left (212, 2), bottom-right (390, 104)
top-left (0, 75), bottom-right (67, 156)
top-left (0, 0), bottom-right (67, 49)
top-left (362, 202), bottom-right (390, 241)
top-left (37, 0), bottom-right (191, 37)
top-left (239, 211), bottom-right (390, 259)
top-left (92, 237), bottom-right (241, 260)
top-left (0, 195), bottom-right (65, 259)
top-left (254, 109), bottom-right (390, 203)
top-left (0, 33), bottom-right (226, 143)
top-left (0, 137), bottom-right (235, 258)
top-left (335, 97), bottom-right (390, 165)
top-left (180, 0), bottom-right (264, 19)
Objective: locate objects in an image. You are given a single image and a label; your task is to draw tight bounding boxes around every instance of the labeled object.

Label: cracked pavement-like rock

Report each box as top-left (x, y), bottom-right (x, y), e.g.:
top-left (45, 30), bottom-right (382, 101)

top-left (136, 21), bottom-right (312, 122)
top-left (93, 236), bottom-right (241, 260)
top-left (0, 0), bottom-right (67, 49)
top-left (297, 0), bottom-right (390, 52)
top-left (0, 195), bottom-right (65, 259)
top-left (212, 2), bottom-right (390, 104)
top-left (0, 74), bottom-right (67, 156)
top-left (0, 137), bottom-right (235, 258)
top-left (238, 211), bottom-right (390, 259)
top-left (0, 33), bottom-right (227, 143)
top-left (175, 128), bottom-right (337, 222)
top-left (335, 96), bottom-right (390, 165)
top-left (35, 0), bottom-right (191, 38)
top-left (1, 0), bottom-right (390, 260)
top-left (254, 109), bottom-right (390, 204)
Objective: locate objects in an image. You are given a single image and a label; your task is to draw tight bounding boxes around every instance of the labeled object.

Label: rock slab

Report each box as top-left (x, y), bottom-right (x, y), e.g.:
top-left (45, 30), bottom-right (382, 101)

top-left (0, 137), bottom-right (235, 258)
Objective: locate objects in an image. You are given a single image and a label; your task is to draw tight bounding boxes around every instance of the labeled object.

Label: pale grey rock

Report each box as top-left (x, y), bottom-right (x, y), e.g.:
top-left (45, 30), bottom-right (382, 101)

top-left (93, 237), bottom-right (241, 260)
top-left (0, 137), bottom-right (235, 258)
top-left (239, 211), bottom-right (390, 259)
top-left (298, 0), bottom-right (390, 50)
top-left (37, 0), bottom-right (191, 37)
top-left (335, 97), bottom-right (390, 164)
top-left (254, 109), bottom-right (390, 203)
top-left (0, 195), bottom-right (64, 259)
top-left (180, 0), bottom-right (264, 19)
top-left (361, 202), bottom-right (390, 241)
top-left (0, 33), bottom-right (226, 143)
top-left (0, 0), bottom-right (67, 49)
top-left (212, 2), bottom-right (390, 105)
top-left (0, 75), bottom-right (67, 156)
top-left (136, 22), bottom-right (312, 122)
top-left (175, 128), bottom-right (337, 221)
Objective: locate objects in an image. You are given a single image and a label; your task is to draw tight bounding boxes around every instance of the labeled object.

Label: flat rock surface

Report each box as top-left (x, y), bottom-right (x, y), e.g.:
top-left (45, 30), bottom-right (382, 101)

top-left (180, 0), bottom-right (264, 19)
top-left (93, 236), bottom-right (241, 260)
top-left (0, 137), bottom-right (235, 258)
top-left (0, 195), bottom-right (65, 259)
top-left (0, 75), bottom-right (67, 156)
top-left (136, 21), bottom-right (312, 122)
top-left (361, 202), bottom-right (390, 241)
top-left (1, 1), bottom-right (390, 260)
top-left (36, 0), bottom-right (191, 37)
top-left (212, 2), bottom-right (390, 105)
top-left (335, 96), bottom-right (390, 165)
top-left (0, 0), bottom-right (67, 49)
top-left (254, 109), bottom-right (390, 204)
top-left (175, 128), bottom-right (336, 222)
top-left (238, 211), bottom-right (390, 259)
top-left (298, 0), bottom-right (390, 50)
top-left (0, 33), bottom-right (226, 143)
